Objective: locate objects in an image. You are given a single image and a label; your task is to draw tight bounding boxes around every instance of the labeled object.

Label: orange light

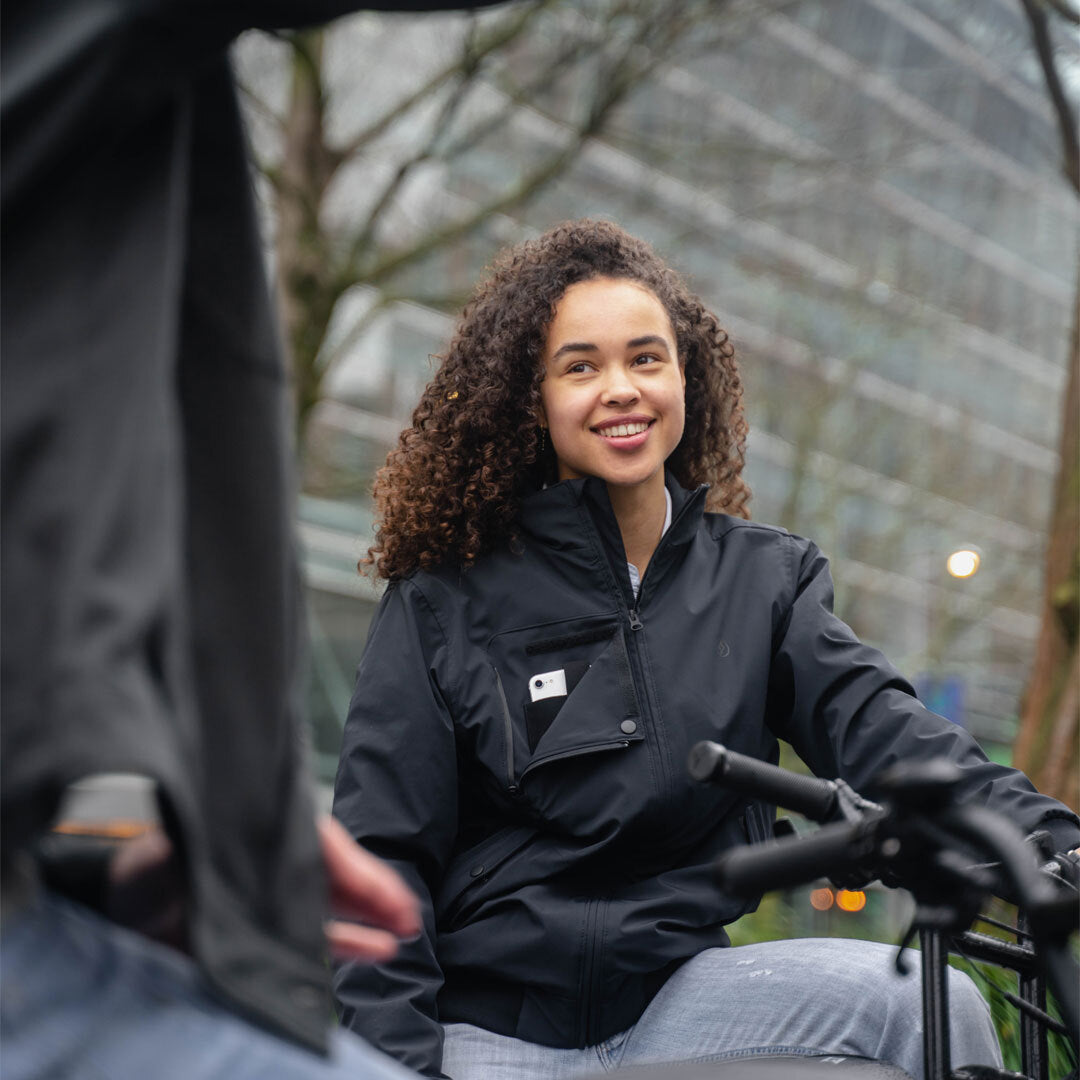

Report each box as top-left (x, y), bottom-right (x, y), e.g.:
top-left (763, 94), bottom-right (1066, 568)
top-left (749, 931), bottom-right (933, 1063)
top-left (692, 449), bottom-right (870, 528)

top-left (52, 819), bottom-right (155, 840)
top-left (836, 889), bottom-right (867, 913)
top-left (809, 887), bottom-right (834, 911)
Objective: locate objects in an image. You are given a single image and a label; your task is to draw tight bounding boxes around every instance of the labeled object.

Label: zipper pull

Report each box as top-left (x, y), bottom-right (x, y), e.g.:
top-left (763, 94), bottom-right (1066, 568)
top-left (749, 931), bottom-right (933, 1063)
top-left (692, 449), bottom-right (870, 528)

top-left (628, 609), bottom-right (643, 631)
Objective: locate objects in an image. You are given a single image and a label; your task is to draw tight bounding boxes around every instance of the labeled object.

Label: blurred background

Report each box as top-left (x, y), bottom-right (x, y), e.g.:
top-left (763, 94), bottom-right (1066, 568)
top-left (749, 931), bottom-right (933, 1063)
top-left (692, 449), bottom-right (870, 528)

top-left (233, 0), bottom-right (1078, 1021)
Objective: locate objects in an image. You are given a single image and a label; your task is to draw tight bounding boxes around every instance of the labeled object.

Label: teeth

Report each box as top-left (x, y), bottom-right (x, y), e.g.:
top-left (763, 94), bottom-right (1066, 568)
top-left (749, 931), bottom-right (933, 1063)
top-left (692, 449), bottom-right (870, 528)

top-left (602, 421), bottom-right (648, 437)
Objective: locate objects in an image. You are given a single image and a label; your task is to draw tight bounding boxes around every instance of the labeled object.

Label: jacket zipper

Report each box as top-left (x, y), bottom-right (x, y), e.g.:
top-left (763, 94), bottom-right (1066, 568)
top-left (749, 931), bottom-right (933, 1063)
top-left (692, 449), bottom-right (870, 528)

top-left (582, 896), bottom-right (608, 1046)
top-left (629, 488), bottom-right (700, 621)
top-left (578, 897), bottom-right (598, 1046)
top-left (492, 667), bottom-right (519, 795)
top-left (618, 490), bottom-right (702, 798)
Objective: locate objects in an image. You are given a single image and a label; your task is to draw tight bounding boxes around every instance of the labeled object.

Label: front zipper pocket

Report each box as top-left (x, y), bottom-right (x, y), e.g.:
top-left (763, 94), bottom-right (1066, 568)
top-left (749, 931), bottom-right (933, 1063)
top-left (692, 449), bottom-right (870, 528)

top-left (492, 666), bottom-right (518, 793)
top-left (436, 824), bottom-right (537, 930)
top-left (578, 896), bottom-right (608, 1047)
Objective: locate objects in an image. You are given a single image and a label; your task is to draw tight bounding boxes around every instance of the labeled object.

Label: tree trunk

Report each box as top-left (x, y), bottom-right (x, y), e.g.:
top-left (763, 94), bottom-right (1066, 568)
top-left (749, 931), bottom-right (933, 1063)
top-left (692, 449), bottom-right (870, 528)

top-left (1013, 267), bottom-right (1079, 810)
top-left (273, 30), bottom-right (340, 445)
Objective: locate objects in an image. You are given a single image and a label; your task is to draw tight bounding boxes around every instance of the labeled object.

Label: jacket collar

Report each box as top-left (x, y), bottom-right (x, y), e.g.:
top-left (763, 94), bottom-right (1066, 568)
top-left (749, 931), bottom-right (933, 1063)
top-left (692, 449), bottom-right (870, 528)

top-left (518, 471), bottom-right (708, 578)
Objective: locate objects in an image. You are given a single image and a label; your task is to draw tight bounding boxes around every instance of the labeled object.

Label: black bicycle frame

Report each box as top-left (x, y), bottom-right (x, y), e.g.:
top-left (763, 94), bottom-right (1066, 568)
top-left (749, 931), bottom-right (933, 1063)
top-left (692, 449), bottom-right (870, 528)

top-left (921, 924), bottom-right (1050, 1080)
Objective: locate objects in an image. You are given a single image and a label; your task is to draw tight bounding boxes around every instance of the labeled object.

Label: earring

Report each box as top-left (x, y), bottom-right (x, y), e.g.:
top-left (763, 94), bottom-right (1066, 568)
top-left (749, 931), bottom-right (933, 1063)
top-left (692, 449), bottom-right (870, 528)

top-left (539, 426), bottom-right (547, 456)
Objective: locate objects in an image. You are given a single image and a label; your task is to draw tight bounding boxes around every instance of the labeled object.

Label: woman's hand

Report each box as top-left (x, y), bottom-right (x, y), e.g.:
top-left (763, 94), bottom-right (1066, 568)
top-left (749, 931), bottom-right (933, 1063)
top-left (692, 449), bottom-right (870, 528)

top-left (320, 814), bottom-right (421, 963)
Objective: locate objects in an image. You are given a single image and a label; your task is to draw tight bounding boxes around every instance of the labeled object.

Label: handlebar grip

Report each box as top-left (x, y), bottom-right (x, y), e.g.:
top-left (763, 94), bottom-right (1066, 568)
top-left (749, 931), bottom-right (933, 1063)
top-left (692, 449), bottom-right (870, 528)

top-left (715, 821), bottom-right (877, 896)
top-left (688, 742), bottom-right (838, 822)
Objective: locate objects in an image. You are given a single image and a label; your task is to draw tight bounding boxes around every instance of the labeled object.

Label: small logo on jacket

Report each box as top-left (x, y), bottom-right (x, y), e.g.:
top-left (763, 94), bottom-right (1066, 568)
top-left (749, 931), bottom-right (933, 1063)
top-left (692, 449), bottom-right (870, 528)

top-left (717, 640), bottom-right (731, 658)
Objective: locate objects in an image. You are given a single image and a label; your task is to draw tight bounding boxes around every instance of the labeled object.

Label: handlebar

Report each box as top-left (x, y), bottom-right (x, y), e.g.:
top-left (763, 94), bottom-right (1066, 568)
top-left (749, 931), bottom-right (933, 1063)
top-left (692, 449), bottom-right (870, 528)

top-left (687, 741), bottom-right (840, 822)
top-left (939, 803), bottom-right (1076, 936)
top-left (714, 819), bottom-right (878, 896)
top-left (694, 745), bottom-right (1076, 930)
top-left (690, 744), bottom-right (1080, 1048)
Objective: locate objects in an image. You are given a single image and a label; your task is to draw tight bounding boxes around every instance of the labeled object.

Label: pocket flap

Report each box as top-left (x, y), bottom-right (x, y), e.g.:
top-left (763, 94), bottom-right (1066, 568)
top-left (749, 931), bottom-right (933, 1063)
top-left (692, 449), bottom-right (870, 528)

top-left (436, 824), bottom-right (536, 926)
top-left (523, 628), bottom-right (643, 774)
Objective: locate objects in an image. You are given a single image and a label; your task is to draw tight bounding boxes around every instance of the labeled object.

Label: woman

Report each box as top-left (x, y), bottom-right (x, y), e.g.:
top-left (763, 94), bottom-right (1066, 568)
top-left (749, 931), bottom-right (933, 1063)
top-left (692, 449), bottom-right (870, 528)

top-left (332, 220), bottom-right (1077, 1079)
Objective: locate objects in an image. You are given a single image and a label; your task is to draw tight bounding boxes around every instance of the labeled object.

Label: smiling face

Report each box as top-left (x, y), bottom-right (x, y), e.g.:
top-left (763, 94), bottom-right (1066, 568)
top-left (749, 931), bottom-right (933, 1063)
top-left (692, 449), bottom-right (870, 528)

top-left (538, 277), bottom-right (686, 495)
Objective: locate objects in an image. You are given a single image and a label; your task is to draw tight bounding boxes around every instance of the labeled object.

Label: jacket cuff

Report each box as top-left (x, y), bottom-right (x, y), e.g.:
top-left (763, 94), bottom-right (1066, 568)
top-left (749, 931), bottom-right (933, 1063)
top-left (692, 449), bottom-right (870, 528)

top-left (1034, 811), bottom-right (1080, 855)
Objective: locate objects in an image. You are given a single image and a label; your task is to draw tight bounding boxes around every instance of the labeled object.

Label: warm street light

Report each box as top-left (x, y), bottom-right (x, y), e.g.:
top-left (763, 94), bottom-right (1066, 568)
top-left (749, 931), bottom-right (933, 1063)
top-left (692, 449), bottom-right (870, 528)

top-left (945, 548), bottom-right (981, 579)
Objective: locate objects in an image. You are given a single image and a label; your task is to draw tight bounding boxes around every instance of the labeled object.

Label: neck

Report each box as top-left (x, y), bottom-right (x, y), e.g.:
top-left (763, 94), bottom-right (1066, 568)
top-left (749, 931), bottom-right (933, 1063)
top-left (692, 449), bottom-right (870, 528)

top-left (607, 472), bottom-right (667, 576)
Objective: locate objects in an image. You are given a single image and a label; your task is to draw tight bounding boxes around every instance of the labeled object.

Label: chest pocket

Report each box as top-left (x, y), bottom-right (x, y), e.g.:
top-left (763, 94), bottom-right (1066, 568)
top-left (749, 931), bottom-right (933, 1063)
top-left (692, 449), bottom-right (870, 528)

top-left (488, 612), bottom-right (644, 790)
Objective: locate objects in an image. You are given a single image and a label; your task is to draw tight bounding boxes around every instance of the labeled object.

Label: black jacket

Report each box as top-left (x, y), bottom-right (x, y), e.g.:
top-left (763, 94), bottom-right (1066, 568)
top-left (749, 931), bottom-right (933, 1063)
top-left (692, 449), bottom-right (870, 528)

top-left (333, 475), bottom-right (1080, 1076)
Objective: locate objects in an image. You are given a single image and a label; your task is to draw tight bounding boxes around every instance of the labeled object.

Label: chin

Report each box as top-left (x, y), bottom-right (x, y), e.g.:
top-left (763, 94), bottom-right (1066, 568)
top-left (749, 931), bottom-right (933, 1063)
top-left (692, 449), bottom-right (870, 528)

top-left (598, 466), bottom-right (664, 489)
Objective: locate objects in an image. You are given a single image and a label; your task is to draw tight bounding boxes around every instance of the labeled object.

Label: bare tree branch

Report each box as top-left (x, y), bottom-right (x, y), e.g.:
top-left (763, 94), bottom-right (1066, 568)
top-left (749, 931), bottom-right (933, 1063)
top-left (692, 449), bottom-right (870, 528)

top-left (1018, 0), bottom-right (1080, 195)
top-left (326, 1), bottom-right (551, 170)
top-left (340, 56), bottom-right (485, 279)
top-left (236, 80), bottom-right (287, 136)
top-left (1043, 0), bottom-right (1079, 25)
top-left (442, 36), bottom-right (599, 161)
top-left (350, 14), bottom-right (675, 292)
top-left (316, 293), bottom-right (391, 376)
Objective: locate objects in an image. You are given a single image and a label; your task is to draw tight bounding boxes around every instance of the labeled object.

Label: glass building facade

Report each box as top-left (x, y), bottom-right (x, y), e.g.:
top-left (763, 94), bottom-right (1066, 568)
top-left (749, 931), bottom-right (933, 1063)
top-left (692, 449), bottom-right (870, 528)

top-left (237, 0), bottom-right (1077, 783)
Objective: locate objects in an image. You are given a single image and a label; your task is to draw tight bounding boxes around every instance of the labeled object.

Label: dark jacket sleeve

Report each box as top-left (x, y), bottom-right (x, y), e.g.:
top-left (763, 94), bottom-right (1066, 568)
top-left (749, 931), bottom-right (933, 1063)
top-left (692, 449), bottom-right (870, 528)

top-left (332, 579), bottom-right (459, 1079)
top-left (766, 536), bottom-right (1080, 853)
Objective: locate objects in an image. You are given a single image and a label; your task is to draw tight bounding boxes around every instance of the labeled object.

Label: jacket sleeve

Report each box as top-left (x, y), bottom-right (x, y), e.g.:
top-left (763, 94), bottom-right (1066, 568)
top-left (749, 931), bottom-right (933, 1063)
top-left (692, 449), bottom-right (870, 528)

top-left (766, 536), bottom-right (1080, 853)
top-left (332, 578), bottom-right (459, 1079)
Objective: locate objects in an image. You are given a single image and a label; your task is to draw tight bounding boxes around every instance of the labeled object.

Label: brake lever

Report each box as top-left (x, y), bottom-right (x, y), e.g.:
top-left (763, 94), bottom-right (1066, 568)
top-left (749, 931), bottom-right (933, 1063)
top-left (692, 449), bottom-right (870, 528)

top-left (1043, 849), bottom-right (1080, 894)
top-left (892, 847), bottom-right (997, 976)
top-left (833, 778), bottom-right (883, 825)
top-left (824, 780), bottom-right (885, 889)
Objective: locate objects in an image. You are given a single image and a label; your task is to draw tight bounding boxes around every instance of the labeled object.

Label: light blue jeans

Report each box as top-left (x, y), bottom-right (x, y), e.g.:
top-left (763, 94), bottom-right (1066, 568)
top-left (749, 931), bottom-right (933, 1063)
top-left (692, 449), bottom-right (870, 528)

top-left (442, 938), bottom-right (1003, 1080)
top-left (0, 888), bottom-right (415, 1080)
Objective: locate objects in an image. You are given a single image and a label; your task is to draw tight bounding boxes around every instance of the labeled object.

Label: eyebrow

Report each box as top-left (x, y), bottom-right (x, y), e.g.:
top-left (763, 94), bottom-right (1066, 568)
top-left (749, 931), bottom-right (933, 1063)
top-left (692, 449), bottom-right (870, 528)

top-left (551, 334), bottom-right (672, 360)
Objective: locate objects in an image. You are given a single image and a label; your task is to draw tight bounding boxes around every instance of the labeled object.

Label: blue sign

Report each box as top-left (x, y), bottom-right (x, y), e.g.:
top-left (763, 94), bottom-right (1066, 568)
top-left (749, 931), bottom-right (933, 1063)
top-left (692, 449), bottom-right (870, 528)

top-left (914, 674), bottom-right (966, 728)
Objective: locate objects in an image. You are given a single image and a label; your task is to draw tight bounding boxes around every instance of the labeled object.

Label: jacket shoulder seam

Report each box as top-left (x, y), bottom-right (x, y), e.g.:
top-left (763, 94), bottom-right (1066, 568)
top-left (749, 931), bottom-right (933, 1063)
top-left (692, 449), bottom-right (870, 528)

top-left (400, 576), bottom-right (451, 650)
top-left (705, 515), bottom-right (790, 541)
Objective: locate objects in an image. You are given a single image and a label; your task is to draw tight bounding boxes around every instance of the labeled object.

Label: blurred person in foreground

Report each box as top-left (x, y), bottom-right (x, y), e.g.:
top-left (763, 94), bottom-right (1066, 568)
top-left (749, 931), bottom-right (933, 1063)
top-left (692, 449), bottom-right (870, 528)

top-left (0, 3), bottom-right (491, 1077)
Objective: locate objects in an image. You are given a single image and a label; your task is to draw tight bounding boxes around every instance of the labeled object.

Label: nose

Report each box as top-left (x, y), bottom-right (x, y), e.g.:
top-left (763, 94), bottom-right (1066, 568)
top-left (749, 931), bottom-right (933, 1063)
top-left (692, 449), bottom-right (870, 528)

top-left (601, 367), bottom-right (640, 407)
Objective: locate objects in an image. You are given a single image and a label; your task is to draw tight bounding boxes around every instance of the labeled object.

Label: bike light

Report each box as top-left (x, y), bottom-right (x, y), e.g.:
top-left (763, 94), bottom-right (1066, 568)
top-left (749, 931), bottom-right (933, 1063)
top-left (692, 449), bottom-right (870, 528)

top-left (809, 887), bottom-right (834, 911)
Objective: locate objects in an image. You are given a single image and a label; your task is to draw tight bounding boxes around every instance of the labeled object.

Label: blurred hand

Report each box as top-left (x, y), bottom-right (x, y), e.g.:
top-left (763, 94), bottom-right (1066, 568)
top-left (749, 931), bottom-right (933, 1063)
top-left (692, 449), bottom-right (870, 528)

top-left (320, 814), bottom-right (421, 963)
top-left (107, 827), bottom-right (188, 952)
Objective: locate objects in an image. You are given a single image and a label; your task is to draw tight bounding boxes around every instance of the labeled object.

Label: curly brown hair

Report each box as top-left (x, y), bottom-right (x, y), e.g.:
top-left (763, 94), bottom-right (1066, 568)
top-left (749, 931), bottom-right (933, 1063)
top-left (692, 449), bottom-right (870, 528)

top-left (366, 219), bottom-right (750, 579)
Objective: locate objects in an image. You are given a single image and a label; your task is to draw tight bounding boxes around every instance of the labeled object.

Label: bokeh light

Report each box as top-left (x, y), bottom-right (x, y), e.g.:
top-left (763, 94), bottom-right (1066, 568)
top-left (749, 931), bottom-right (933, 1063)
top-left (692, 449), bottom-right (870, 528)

top-left (945, 549), bottom-right (981, 579)
top-left (836, 889), bottom-right (867, 913)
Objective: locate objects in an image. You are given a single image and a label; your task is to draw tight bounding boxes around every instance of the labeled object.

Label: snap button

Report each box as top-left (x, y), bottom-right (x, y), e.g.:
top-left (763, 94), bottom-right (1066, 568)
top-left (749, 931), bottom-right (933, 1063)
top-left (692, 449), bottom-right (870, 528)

top-left (469, 865), bottom-right (485, 878)
top-left (620, 719), bottom-right (637, 735)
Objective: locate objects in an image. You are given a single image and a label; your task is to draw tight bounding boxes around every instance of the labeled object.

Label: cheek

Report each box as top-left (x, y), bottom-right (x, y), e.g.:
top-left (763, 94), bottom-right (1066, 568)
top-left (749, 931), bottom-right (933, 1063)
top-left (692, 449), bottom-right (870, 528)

top-left (670, 373), bottom-right (687, 420)
top-left (542, 385), bottom-right (586, 433)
